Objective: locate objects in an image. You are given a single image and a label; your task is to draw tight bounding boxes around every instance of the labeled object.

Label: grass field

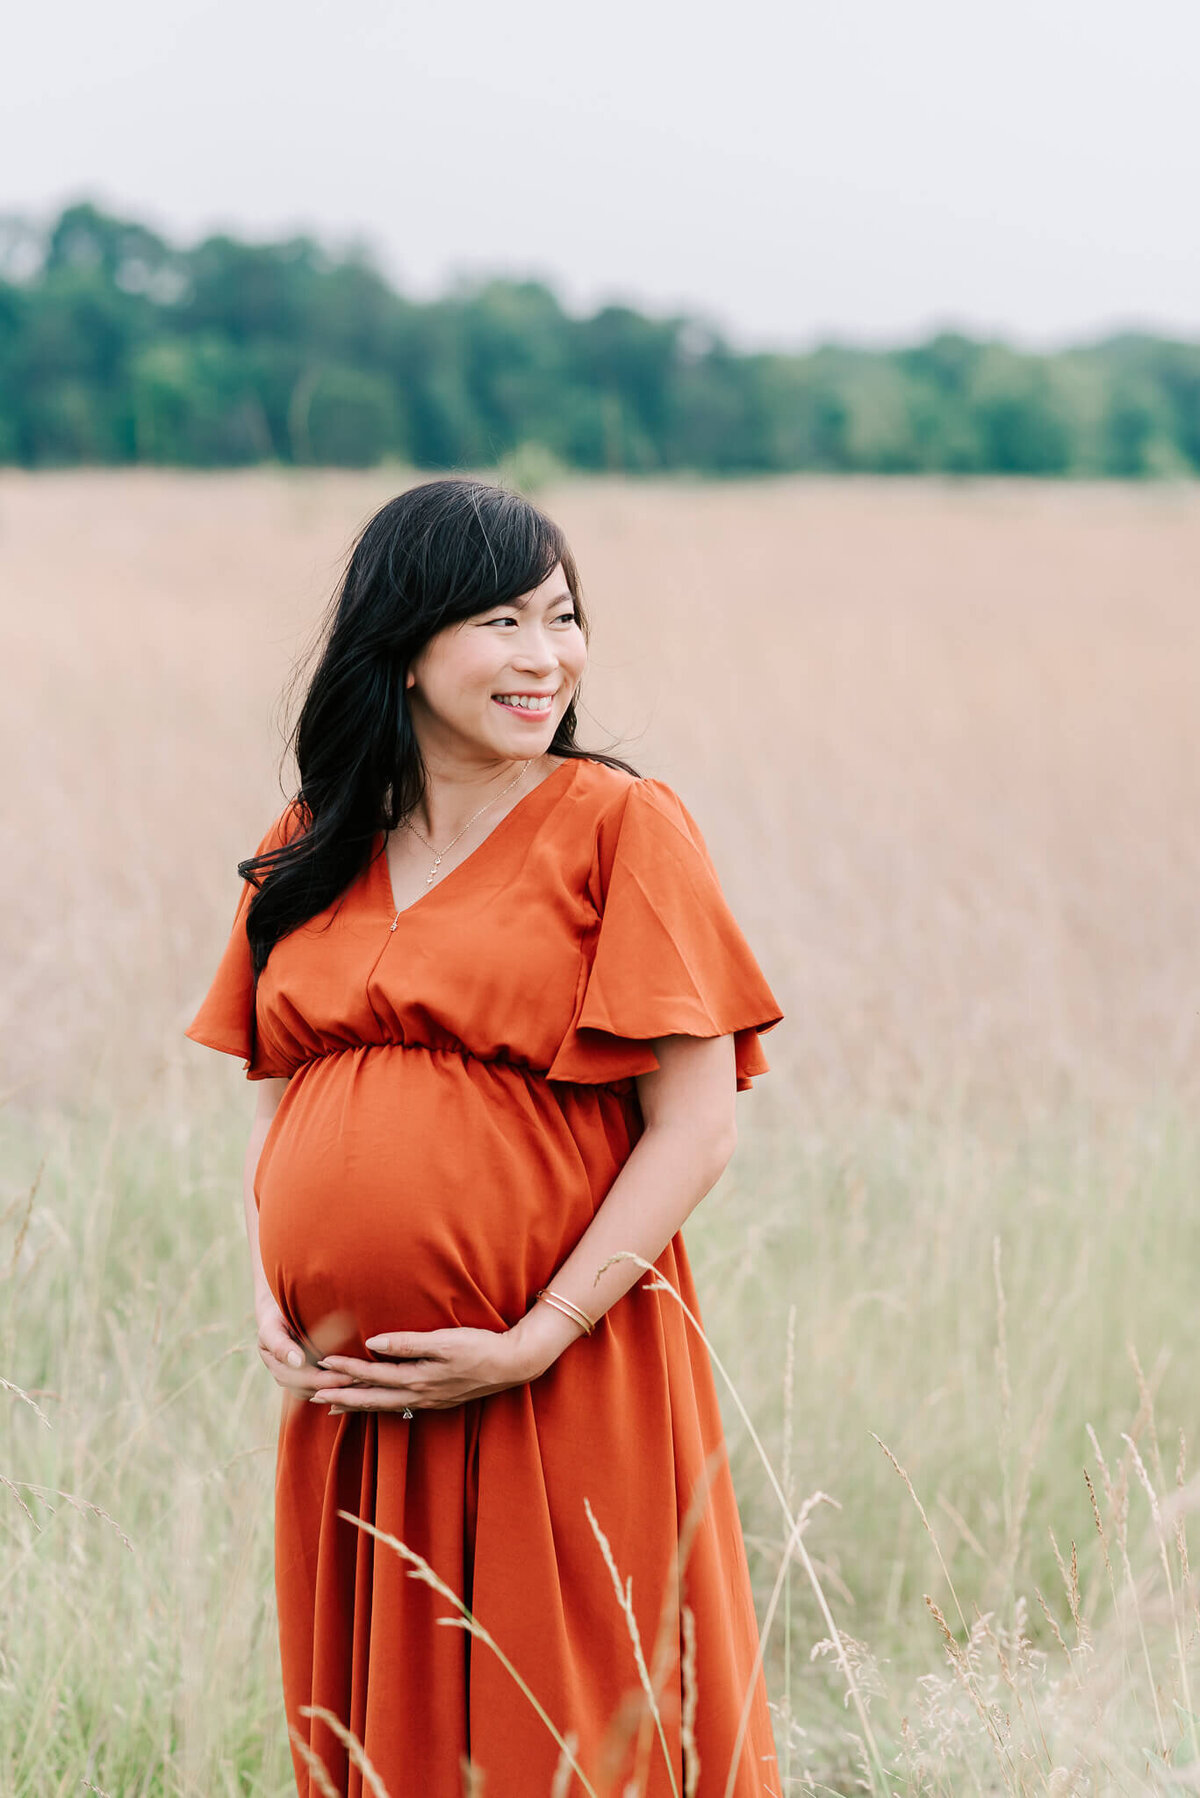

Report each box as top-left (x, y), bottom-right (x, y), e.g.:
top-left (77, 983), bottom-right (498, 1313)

top-left (4, 468), bottom-right (1200, 1794)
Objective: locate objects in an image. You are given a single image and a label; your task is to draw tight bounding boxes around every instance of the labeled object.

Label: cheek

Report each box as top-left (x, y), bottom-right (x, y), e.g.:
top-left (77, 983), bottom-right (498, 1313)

top-left (421, 636), bottom-right (500, 701)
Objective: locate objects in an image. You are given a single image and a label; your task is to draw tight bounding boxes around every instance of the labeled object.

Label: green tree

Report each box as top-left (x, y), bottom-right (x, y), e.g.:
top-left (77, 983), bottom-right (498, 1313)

top-left (3, 200), bottom-right (1200, 478)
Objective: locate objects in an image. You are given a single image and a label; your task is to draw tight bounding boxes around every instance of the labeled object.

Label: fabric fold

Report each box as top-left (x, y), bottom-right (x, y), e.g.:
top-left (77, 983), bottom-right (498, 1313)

top-left (545, 777), bottom-right (782, 1092)
top-left (181, 756), bottom-right (785, 1795)
top-left (184, 803), bottom-right (301, 1079)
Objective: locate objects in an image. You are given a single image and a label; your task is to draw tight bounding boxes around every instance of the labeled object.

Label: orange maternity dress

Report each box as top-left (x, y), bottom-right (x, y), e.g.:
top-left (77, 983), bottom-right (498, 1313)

top-left (186, 755), bottom-right (784, 1798)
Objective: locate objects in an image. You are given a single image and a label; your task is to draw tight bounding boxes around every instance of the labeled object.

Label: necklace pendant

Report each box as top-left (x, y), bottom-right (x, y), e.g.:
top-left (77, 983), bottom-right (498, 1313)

top-left (399, 761), bottom-right (531, 901)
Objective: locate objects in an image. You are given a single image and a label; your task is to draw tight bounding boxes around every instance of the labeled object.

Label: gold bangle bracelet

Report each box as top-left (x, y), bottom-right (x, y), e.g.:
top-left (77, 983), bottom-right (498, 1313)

top-left (539, 1293), bottom-right (594, 1335)
top-left (544, 1289), bottom-right (596, 1333)
top-left (534, 1287), bottom-right (596, 1336)
top-left (538, 1292), bottom-right (590, 1335)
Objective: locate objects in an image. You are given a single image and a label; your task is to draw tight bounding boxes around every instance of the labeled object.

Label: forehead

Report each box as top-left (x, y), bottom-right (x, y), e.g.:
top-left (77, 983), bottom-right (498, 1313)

top-left (491, 562), bottom-right (570, 610)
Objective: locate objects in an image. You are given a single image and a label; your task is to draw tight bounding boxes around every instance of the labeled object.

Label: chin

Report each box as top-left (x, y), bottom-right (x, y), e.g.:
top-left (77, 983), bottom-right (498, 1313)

top-left (487, 713), bottom-right (558, 741)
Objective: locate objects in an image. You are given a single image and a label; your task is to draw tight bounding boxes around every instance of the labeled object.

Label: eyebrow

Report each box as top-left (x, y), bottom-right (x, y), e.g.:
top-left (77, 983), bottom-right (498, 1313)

top-left (491, 590), bottom-right (575, 612)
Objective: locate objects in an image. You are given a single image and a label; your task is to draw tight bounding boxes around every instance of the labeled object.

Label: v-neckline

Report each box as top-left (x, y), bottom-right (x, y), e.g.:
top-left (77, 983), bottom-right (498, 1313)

top-left (375, 756), bottom-right (580, 923)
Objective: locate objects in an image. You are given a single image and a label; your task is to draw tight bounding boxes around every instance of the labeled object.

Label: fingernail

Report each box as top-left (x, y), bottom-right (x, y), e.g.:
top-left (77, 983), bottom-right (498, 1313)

top-left (364, 1337), bottom-right (384, 1350)
top-left (287, 1350), bottom-right (304, 1369)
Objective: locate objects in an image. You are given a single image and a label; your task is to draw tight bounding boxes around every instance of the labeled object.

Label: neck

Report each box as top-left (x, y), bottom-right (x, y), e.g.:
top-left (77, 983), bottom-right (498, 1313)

top-left (408, 754), bottom-right (542, 843)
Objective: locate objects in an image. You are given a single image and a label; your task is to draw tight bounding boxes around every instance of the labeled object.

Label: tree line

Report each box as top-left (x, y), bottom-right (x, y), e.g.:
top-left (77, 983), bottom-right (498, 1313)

top-left (1, 201), bottom-right (1197, 478)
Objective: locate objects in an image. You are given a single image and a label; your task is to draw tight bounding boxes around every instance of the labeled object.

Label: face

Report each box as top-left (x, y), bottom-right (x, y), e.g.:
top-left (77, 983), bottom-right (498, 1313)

top-left (404, 562), bottom-right (587, 769)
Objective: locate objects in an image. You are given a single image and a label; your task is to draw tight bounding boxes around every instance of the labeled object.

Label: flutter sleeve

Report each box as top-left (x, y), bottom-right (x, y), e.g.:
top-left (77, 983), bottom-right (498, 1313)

top-left (546, 776), bottom-right (783, 1092)
top-left (184, 803), bottom-right (302, 1080)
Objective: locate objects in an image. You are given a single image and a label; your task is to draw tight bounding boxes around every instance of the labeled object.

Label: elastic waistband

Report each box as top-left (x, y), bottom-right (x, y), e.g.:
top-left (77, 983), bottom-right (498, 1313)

top-left (299, 1040), bottom-right (544, 1075)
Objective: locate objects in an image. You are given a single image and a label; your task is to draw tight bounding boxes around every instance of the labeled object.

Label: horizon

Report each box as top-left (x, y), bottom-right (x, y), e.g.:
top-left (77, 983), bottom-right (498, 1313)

top-left (7, 191), bottom-right (1198, 362)
top-left (5, 0), bottom-right (1198, 358)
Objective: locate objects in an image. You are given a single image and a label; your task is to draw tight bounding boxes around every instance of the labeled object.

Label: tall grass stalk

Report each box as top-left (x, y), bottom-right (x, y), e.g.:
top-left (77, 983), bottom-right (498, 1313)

top-left (336, 1511), bottom-right (601, 1798)
top-left (9, 1089), bottom-right (1200, 1791)
top-left (8, 470), bottom-right (1200, 1789)
top-left (583, 1495), bottom-right (680, 1798)
top-left (597, 1249), bottom-right (891, 1796)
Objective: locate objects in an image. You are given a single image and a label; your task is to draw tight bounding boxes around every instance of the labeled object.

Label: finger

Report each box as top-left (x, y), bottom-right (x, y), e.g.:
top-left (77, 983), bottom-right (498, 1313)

top-left (363, 1331), bottom-right (446, 1360)
top-left (258, 1348), bottom-right (354, 1393)
top-left (294, 1369), bottom-right (357, 1391)
top-left (310, 1386), bottom-right (415, 1412)
top-left (259, 1322), bottom-right (307, 1371)
top-left (316, 1355), bottom-right (418, 1381)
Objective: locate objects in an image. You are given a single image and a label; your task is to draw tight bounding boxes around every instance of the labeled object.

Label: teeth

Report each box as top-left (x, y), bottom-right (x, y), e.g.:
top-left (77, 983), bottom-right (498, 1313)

top-left (494, 694), bottom-right (552, 711)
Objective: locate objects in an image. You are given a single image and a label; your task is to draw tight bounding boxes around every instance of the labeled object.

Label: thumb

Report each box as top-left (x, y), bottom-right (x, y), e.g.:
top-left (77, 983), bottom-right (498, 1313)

top-left (260, 1315), bottom-right (305, 1369)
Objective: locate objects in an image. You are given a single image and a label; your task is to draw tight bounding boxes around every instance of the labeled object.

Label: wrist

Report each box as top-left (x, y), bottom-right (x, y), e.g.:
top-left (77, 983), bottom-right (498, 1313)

top-left (505, 1300), bottom-right (586, 1380)
top-left (253, 1278), bottom-right (280, 1321)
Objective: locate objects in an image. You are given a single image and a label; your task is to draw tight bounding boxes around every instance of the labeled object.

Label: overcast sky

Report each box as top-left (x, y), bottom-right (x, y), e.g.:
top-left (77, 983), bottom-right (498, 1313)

top-left (5, 0), bottom-right (1198, 352)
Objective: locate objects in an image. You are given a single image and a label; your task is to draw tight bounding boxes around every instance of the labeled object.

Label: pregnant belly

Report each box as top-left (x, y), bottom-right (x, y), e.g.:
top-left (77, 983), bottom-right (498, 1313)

top-left (254, 1044), bottom-right (618, 1359)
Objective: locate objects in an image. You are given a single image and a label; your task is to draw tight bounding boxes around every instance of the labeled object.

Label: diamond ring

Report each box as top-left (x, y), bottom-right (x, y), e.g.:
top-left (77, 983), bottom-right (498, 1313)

top-left (401, 1407), bottom-right (414, 1420)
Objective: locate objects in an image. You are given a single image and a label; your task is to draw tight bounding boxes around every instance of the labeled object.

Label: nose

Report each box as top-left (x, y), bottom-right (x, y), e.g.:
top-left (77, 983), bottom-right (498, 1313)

top-left (509, 625), bottom-right (559, 675)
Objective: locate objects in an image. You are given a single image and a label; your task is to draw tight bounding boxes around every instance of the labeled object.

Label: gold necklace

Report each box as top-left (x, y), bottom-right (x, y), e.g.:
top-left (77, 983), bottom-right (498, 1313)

top-left (388, 759), bottom-right (533, 929)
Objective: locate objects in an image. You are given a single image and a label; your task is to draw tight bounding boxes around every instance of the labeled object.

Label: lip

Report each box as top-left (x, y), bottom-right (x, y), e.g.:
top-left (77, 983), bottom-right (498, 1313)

top-left (491, 693), bottom-right (557, 718)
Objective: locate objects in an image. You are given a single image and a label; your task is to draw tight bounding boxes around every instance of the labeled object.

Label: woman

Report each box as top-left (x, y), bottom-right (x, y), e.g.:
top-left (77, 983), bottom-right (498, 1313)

top-left (186, 478), bottom-right (784, 1798)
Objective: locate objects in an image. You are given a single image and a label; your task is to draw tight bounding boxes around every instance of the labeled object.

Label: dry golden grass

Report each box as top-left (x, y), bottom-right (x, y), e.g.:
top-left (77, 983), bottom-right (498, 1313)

top-left (5, 467), bottom-right (1200, 1795)
top-left (3, 467), bottom-right (1199, 1119)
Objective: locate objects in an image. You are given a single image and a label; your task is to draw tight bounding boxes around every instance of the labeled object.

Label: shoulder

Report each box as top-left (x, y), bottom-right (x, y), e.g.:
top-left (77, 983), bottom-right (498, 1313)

top-left (566, 760), bottom-right (711, 884)
top-left (277, 797), bottom-right (310, 843)
top-left (565, 756), bottom-right (684, 827)
top-left (564, 756), bottom-right (681, 807)
top-left (576, 756), bottom-right (698, 824)
top-left (249, 796), bottom-right (309, 862)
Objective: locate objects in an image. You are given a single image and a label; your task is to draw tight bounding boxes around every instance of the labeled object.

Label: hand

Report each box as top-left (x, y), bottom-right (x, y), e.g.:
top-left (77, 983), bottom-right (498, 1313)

top-left (311, 1319), bottom-right (562, 1416)
top-left (255, 1290), bottom-right (356, 1401)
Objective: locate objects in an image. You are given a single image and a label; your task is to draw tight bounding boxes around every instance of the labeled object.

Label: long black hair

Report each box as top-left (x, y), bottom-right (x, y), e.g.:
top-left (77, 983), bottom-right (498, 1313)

top-left (238, 477), bottom-right (640, 982)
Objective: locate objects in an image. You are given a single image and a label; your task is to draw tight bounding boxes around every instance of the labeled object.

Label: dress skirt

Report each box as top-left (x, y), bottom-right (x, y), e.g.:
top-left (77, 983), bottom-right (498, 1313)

top-left (186, 755), bottom-right (785, 1796)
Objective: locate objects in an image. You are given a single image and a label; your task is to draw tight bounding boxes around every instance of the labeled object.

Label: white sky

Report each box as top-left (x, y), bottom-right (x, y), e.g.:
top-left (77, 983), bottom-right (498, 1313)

top-left (4, 0), bottom-right (1198, 352)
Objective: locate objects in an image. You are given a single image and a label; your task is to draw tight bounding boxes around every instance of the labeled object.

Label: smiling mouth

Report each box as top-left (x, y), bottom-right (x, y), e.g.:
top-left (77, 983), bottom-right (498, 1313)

top-left (492, 694), bottom-right (555, 713)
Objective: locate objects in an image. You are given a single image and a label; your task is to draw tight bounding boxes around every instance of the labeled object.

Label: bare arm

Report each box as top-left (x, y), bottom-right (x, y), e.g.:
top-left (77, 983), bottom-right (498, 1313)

top-left (244, 1080), bottom-right (287, 1319)
top-left (502, 1030), bottom-right (738, 1374)
top-left (314, 1033), bottom-right (739, 1412)
top-left (247, 1078), bottom-right (354, 1400)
